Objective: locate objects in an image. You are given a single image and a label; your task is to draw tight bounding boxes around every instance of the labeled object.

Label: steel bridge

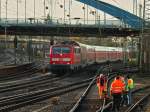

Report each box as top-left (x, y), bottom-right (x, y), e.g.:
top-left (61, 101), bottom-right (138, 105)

top-left (0, 0), bottom-right (142, 37)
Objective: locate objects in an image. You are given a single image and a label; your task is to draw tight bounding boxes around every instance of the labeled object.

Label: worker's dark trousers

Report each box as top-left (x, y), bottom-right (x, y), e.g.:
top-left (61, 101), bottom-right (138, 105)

top-left (112, 93), bottom-right (122, 112)
top-left (121, 92), bottom-right (128, 106)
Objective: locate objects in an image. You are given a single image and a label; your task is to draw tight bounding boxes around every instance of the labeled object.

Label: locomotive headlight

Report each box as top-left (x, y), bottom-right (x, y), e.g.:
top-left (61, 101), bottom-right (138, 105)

top-left (52, 58), bottom-right (59, 61)
top-left (63, 58), bottom-right (71, 61)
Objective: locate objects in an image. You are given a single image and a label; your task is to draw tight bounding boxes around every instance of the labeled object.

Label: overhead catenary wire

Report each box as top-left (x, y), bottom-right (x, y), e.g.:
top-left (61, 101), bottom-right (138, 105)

top-left (0, 0), bottom-right (138, 26)
top-left (0, 0), bottom-right (45, 21)
top-left (111, 0), bottom-right (120, 6)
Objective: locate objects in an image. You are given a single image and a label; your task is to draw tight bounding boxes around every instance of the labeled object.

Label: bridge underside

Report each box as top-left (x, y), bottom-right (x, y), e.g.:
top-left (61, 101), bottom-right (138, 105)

top-left (0, 25), bottom-right (140, 37)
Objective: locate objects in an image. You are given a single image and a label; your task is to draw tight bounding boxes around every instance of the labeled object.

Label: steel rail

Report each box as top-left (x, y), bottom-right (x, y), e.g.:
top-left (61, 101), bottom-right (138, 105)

top-left (0, 71), bottom-right (74, 93)
top-left (0, 75), bottom-right (55, 93)
top-left (69, 76), bottom-right (96, 112)
top-left (96, 67), bottom-right (146, 112)
top-left (0, 83), bottom-right (89, 112)
top-left (0, 63), bottom-right (41, 81)
top-left (96, 85), bottom-right (150, 112)
top-left (99, 72), bottom-right (118, 112)
top-left (69, 66), bottom-right (112, 112)
top-left (125, 93), bottom-right (150, 112)
top-left (0, 73), bottom-right (51, 86)
top-left (0, 77), bottom-right (93, 108)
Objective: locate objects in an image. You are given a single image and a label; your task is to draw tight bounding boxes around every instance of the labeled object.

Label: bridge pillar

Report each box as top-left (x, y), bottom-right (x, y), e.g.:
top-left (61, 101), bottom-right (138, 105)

top-left (142, 29), bottom-right (150, 72)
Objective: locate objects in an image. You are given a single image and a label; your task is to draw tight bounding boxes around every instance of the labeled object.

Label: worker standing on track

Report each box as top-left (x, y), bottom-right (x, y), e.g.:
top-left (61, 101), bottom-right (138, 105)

top-left (96, 74), bottom-right (107, 99)
top-left (126, 75), bottom-right (134, 105)
top-left (110, 75), bottom-right (125, 112)
top-left (120, 76), bottom-right (128, 107)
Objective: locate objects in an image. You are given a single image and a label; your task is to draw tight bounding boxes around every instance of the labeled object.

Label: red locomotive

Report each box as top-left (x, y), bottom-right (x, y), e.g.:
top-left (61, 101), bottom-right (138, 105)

top-left (49, 41), bottom-right (124, 73)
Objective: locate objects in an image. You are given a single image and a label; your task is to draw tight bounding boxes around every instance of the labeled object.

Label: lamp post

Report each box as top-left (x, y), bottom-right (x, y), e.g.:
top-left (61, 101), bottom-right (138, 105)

top-left (4, 0), bottom-right (8, 49)
top-left (86, 5), bottom-right (88, 24)
top-left (64, 0), bottom-right (65, 23)
top-left (6, 0), bottom-right (8, 20)
top-left (82, 4), bottom-right (85, 25)
top-left (139, 0), bottom-right (145, 71)
top-left (25, 0), bottom-right (26, 23)
top-left (44, 0), bottom-right (46, 18)
top-left (50, 0), bottom-right (53, 20)
top-left (0, 0), bottom-right (1, 21)
top-left (104, 12), bottom-right (106, 27)
top-left (17, 0), bottom-right (18, 24)
top-left (123, 37), bottom-right (127, 65)
top-left (14, 36), bottom-right (18, 65)
top-left (68, 0), bottom-right (71, 24)
top-left (5, 21), bottom-right (8, 49)
top-left (34, 0), bottom-right (35, 23)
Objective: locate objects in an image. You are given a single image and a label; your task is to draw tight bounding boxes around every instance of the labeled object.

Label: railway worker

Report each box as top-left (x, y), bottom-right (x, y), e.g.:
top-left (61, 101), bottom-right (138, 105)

top-left (110, 75), bottom-right (125, 112)
top-left (120, 76), bottom-right (128, 107)
top-left (126, 75), bottom-right (134, 105)
top-left (96, 74), bottom-right (107, 99)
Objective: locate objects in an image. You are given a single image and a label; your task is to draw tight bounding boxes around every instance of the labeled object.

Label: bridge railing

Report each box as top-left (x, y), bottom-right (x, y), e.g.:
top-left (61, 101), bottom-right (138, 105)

top-left (0, 18), bottom-right (130, 28)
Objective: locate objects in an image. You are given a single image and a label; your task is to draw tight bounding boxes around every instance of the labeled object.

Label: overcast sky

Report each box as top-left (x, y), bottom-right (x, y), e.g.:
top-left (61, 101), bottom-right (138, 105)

top-left (0, 0), bottom-right (144, 20)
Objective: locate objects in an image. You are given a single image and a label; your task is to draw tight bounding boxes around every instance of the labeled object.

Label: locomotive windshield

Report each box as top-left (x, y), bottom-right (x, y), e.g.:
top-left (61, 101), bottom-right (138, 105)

top-left (52, 47), bottom-right (71, 54)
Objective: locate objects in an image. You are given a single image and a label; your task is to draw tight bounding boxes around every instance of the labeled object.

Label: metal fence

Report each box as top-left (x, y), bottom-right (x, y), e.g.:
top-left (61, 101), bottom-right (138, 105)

top-left (0, 18), bottom-right (130, 28)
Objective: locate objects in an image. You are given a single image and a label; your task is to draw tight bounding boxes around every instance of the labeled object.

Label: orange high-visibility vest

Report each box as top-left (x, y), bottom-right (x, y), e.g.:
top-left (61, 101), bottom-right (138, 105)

top-left (96, 76), bottom-right (100, 84)
top-left (111, 79), bottom-right (125, 94)
top-left (97, 75), bottom-right (106, 86)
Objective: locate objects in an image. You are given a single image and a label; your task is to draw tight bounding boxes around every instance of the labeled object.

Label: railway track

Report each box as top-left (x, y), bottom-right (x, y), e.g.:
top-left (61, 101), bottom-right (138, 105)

top-left (0, 63), bottom-right (107, 112)
top-left (29, 64), bottom-right (121, 112)
top-left (124, 86), bottom-right (150, 112)
top-left (67, 66), bottom-right (139, 112)
top-left (0, 63), bottom-right (41, 82)
top-left (69, 71), bottom-right (116, 112)
top-left (96, 85), bottom-right (150, 112)
top-left (0, 73), bottom-right (54, 93)
top-left (0, 77), bottom-right (94, 112)
top-left (0, 62), bottom-right (124, 112)
top-left (0, 71), bottom-right (83, 95)
top-left (0, 62), bottom-right (101, 95)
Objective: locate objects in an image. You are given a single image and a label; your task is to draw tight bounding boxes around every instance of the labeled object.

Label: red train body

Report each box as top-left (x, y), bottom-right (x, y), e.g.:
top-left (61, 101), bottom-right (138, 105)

top-left (49, 41), bottom-right (124, 73)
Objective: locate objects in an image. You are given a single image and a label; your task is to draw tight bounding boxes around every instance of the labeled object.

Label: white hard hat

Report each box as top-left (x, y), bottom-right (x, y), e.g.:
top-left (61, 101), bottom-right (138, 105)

top-left (100, 74), bottom-right (103, 77)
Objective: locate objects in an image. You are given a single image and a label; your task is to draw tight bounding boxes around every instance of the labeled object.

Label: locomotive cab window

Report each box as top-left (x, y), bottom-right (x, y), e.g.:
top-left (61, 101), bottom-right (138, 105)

top-left (52, 47), bottom-right (70, 54)
top-left (62, 47), bottom-right (71, 53)
top-left (53, 47), bottom-right (61, 54)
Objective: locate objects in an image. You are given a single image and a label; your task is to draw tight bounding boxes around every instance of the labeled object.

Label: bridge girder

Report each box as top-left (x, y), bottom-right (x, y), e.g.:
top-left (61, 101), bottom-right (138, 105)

top-left (76, 0), bottom-right (142, 28)
top-left (0, 25), bottom-right (140, 37)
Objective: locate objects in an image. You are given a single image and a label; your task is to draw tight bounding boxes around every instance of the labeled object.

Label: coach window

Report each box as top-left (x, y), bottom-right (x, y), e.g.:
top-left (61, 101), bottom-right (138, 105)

top-left (78, 48), bottom-right (81, 53)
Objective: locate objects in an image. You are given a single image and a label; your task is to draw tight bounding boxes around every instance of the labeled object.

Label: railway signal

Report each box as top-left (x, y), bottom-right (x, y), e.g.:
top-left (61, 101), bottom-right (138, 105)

top-left (14, 36), bottom-right (18, 48)
top-left (50, 38), bottom-right (54, 45)
top-left (14, 36), bottom-right (18, 64)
